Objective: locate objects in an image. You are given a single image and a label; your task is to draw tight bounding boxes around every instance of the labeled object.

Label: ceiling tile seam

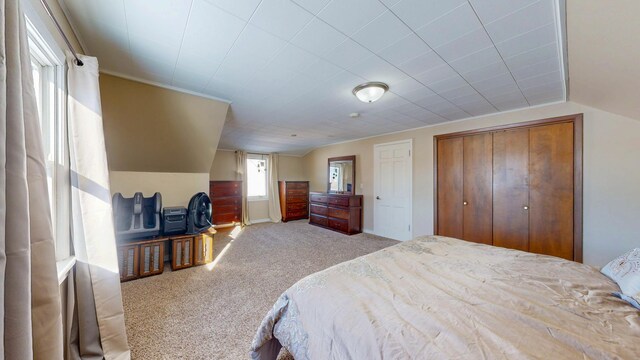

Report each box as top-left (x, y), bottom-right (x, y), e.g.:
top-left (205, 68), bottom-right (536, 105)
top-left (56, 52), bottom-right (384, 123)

top-left (466, 1), bottom-right (531, 106)
top-left (203, 1), bottom-right (321, 99)
top-left (169, 0), bottom-right (195, 85)
top-left (493, 21), bottom-right (556, 57)
top-left (552, 0), bottom-right (568, 102)
top-left (378, 0), bottom-right (501, 113)
top-left (287, 0), bottom-right (475, 120)
top-left (481, 0), bottom-right (542, 27)
top-left (199, 0), bottom-right (265, 92)
top-left (121, 0), bottom-right (135, 71)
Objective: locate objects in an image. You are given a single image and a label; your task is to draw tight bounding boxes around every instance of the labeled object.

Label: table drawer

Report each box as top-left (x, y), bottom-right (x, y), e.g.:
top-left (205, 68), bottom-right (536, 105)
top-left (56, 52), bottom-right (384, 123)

top-left (310, 214), bottom-right (328, 227)
top-left (329, 218), bottom-right (349, 233)
top-left (328, 207), bottom-right (349, 220)
top-left (310, 203), bottom-right (328, 216)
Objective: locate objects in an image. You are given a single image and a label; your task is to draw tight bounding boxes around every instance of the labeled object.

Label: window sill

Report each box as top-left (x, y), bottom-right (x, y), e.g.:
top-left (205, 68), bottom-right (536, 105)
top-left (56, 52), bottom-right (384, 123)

top-left (248, 197), bottom-right (269, 202)
top-left (56, 256), bottom-right (76, 284)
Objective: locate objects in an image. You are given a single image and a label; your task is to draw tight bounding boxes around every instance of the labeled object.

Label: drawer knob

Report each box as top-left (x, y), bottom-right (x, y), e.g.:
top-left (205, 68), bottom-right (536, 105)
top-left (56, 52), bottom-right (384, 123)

top-left (463, 201), bottom-right (468, 206)
top-left (376, 196), bottom-right (381, 200)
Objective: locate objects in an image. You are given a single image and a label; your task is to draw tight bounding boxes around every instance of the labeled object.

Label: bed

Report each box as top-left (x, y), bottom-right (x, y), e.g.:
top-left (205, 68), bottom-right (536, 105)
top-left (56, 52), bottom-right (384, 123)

top-left (250, 236), bottom-right (640, 359)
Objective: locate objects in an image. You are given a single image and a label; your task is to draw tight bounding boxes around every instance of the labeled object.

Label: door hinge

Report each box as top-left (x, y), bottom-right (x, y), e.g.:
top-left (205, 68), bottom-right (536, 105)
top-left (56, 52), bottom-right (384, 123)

top-left (408, 224), bottom-right (411, 231)
top-left (408, 150), bottom-right (411, 157)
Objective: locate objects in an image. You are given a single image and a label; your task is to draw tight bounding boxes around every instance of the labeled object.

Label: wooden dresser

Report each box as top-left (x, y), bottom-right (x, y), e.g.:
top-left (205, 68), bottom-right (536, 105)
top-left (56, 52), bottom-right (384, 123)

top-left (209, 181), bottom-right (242, 226)
top-left (309, 192), bottom-right (363, 235)
top-left (278, 181), bottom-right (309, 222)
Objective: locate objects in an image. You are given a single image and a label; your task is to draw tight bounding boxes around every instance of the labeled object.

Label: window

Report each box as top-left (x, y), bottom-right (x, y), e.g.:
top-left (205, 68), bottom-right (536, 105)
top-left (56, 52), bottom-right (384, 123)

top-left (26, 17), bottom-right (72, 271)
top-left (247, 154), bottom-right (268, 200)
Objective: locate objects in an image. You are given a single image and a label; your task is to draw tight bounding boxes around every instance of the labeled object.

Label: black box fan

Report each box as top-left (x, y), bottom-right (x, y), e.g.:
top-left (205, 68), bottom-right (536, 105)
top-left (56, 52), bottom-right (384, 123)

top-left (186, 192), bottom-right (212, 234)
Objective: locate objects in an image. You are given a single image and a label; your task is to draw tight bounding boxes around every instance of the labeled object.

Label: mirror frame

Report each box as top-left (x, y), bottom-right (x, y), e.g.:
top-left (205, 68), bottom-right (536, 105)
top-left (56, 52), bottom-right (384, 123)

top-left (327, 155), bottom-right (356, 195)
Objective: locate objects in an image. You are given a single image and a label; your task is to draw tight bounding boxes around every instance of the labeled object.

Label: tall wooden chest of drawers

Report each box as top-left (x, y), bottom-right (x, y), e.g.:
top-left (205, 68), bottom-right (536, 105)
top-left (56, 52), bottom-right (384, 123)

top-left (209, 181), bottom-right (242, 226)
top-left (279, 181), bottom-right (309, 222)
top-left (309, 192), bottom-right (363, 235)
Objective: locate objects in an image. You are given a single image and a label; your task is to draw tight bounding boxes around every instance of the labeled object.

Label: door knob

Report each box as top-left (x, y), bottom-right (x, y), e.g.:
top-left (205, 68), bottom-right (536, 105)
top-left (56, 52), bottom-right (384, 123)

top-left (463, 201), bottom-right (468, 205)
top-left (523, 206), bottom-right (529, 210)
top-left (376, 196), bottom-right (381, 200)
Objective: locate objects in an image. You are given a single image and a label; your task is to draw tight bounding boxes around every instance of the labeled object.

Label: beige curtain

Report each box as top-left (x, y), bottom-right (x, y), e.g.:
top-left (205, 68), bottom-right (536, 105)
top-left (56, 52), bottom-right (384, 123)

top-left (66, 54), bottom-right (130, 359)
top-left (236, 150), bottom-right (250, 225)
top-left (1, 0), bottom-right (64, 358)
top-left (267, 154), bottom-right (281, 223)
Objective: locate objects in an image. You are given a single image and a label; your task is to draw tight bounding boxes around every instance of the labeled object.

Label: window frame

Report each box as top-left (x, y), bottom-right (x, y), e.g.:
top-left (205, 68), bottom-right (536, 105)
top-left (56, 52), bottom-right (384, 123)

top-left (246, 153), bottom-right (269, 201)
top-left (25, 15), bottom-right (74, 283)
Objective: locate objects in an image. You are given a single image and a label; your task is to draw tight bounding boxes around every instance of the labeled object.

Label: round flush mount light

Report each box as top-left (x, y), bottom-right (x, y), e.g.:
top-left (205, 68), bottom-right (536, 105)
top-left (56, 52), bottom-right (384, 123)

top-left (352, 82), bottom-right (389, 103)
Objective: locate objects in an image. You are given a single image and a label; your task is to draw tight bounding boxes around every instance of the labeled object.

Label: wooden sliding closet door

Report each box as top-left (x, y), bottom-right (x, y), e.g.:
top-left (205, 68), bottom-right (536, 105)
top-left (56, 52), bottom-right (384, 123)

top-left (437, 138), bottom-right (463, 239)
top-left (463, 134), bottom-right (493, 245)
top-left (529, 123), bottom-right (574, 260)
top-left (493, 129), bottom-right (529, 251)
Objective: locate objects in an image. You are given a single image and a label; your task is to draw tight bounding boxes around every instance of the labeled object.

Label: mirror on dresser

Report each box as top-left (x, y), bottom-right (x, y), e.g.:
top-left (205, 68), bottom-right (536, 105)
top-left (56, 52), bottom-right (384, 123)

top-left (327, 155), bottom-right (356, 195)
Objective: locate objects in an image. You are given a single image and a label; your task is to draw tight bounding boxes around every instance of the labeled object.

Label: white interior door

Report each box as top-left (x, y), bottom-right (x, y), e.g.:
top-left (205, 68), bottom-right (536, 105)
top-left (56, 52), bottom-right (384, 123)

top-left (374, 140), bottom-right (412, 241)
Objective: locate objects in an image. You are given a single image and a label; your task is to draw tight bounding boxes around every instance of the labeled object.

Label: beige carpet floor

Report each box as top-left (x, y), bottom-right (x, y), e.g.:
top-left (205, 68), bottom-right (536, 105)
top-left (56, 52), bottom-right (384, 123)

top-left (121, 220), bottom-right (398, 359)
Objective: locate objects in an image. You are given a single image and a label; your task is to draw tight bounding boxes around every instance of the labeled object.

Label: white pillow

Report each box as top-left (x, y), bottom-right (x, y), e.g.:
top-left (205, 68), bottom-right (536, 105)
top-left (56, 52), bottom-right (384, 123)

top-left (601, 248), bottom-right (640, 308)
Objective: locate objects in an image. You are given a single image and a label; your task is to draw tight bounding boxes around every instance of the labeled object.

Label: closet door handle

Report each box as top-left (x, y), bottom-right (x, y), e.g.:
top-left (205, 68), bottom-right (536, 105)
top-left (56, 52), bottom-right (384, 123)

top-left (463, 201), bottom-right (468, 206)
top-left (523, 206), bottom-right (529, 210)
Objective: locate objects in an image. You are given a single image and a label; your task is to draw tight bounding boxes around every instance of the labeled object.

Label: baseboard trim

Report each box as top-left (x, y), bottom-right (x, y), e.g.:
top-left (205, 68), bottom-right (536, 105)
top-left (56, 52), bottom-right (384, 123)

top-left (250, 218), bottom-right (272, 224)
top-left (363, 228), bottom-right (375, 235)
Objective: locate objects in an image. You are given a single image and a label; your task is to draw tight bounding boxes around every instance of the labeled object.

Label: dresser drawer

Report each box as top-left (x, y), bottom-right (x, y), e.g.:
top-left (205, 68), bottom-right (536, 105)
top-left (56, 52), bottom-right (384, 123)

top-left (287, 188), bottom-right (308, 196)
top-left (310, 193), bottom-right (328, 203)
top-left (328, 196), bottom-right (350, 207)
top-left (287, 202), bottom-right (308, 211)
top-left (213, 213), bottom-right (240, 224)
top-left (328, 207), bottom-right (350, 220)
top-left (211, 187), bottom-right (241, 197)
top-left (288, 182), bottom-right (309, 190)
top-left (286, 210), bottom-right (308, 219)
top-left (286, 194), bottom-right (308, 204)
top-left (212, 197), bottom-right (241, 206)
top-left (329, 218), bottom-right (349, 233)
top-left (214, 204), bottom-right (240, 215)
top-left (310, 203), bottom-right (328, 216)
top-left (310, 214), bottom-right (328, 227)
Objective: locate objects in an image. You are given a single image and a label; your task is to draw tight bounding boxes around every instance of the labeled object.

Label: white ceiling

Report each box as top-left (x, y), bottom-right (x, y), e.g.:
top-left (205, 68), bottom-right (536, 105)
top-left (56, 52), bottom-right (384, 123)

top-left (60, 0), bottom-right (566, 155)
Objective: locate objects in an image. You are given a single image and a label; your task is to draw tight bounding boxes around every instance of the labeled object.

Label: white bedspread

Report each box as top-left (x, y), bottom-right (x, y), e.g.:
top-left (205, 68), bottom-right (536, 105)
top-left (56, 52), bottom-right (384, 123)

top-left (250, 236), bottom-right (640, 359)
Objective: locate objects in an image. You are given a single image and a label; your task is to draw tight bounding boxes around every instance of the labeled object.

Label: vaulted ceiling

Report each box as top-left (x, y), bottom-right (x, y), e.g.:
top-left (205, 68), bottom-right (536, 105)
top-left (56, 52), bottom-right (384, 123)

top-left (60, 0), bottom-right (566, 155)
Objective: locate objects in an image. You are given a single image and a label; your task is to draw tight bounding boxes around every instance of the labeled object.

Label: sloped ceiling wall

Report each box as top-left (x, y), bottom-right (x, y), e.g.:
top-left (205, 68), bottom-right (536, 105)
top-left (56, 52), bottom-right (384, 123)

top-left (567, 0), bottom-right (640, 120)
top-left (100, 74), bottom-right (229, 173)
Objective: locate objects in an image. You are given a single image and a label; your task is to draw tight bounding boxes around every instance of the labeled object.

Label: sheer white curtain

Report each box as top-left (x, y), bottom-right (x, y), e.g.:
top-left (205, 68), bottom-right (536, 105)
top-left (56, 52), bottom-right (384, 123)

top-left (66, 54), bottom-right (130, 359)
top-left (1, 1), bottom-right (64, 358)
top-left (268, 153), bottom-right (282, 223)
top-left (236, 150), bottom-right (251, 225)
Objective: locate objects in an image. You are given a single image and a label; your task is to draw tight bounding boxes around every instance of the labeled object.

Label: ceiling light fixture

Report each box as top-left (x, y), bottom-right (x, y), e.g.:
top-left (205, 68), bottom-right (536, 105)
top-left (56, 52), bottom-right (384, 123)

top-left (352, 82), bottom-right (389, 103)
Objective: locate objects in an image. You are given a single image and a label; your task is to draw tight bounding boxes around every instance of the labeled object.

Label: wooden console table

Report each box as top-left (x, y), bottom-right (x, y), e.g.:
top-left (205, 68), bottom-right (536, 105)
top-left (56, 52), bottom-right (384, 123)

top-left (116, 227), bottom-right (216, 282)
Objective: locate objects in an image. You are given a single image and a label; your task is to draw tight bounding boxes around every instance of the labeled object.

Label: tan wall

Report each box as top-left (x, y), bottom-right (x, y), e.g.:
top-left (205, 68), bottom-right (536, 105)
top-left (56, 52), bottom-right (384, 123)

top-left (209, 151), bottom-right (306, 221)
top-left (303, 101), bottom-right (640, 267)
top-left (109, 171), bottom-right (209, 207)
top-left (100, 73), bottom-right (229, 173)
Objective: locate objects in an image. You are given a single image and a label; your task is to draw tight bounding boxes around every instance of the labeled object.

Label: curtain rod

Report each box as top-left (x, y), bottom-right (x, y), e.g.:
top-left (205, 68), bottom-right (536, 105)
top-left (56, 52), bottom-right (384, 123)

top-left (39, 0), bottom-right (83, 66)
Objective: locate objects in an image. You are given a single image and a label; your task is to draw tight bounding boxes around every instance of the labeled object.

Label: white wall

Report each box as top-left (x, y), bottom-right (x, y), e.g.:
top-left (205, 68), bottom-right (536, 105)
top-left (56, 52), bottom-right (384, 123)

top-left (109, 171), bottom-right (209, 207)
top-left (304, 101), bottom-right (640, 267)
